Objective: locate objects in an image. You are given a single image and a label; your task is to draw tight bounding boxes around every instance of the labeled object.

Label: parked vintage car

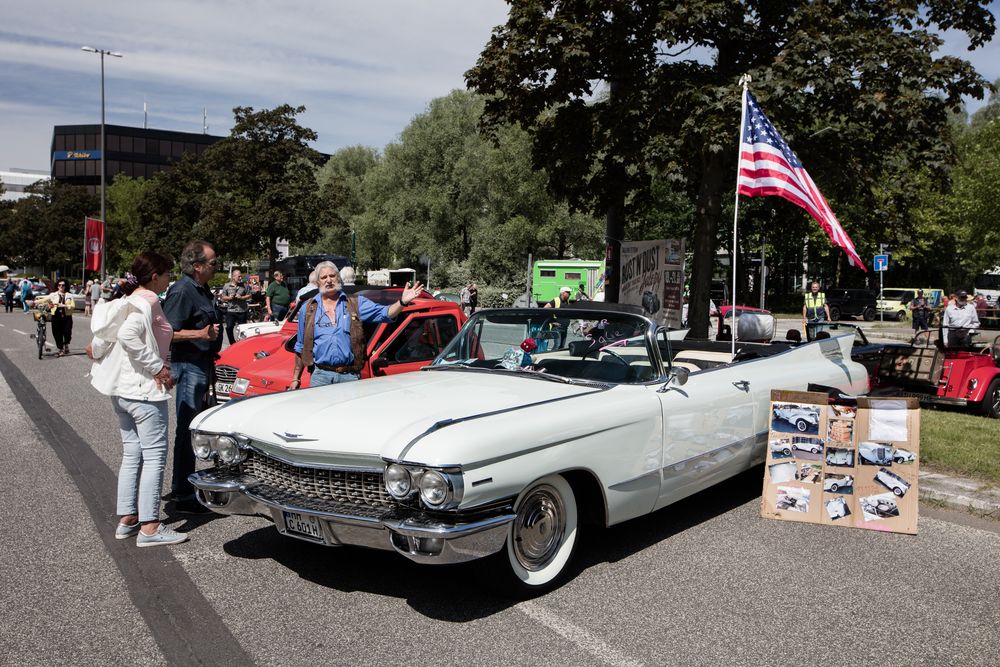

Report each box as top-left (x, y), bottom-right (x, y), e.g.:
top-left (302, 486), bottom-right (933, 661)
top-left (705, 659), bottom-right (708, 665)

top-left (871, 327), bottom-right (1000, 419)
top-left (875, 468), bottom-right (911, 496)
top-left (823, 474), bottom-right (854, 493)
top-left (187, 306), bottom-right (868, 591)
top-left (892, 447), bottom-right (917, 464)
top-left (215, 287), bottom-right (460, 400)
top-left (791, 437), bottom-right (824, 454)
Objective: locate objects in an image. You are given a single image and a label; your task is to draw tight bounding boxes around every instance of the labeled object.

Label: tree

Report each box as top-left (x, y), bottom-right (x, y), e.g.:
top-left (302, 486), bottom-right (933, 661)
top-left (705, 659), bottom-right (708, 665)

top-left (970, 77), bottom-right (1000, 130)
top-left (200, 105), bottom-right (331, 269)
top-left (106, 175), bottom-right (155, 272)
top-left (467, 1), bottom-right (994, 335)
top-left (3, 181), bottom-right (98, 276)
top-left (356, 90), bottom-right (602, 289)
top-left (295, 145), bottom-right (381, 258)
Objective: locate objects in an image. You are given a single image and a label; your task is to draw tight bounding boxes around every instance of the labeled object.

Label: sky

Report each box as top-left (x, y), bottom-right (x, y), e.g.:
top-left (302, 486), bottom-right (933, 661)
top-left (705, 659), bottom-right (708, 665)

top-left (1, 1), bottom-right (997, 173)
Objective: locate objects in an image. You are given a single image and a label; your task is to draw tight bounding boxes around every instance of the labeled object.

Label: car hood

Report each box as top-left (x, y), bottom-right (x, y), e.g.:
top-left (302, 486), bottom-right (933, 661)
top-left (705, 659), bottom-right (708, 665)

top-left (191, 369), bottom-right (610, 465)
top-left (216, 331), bottom-right (290, 367)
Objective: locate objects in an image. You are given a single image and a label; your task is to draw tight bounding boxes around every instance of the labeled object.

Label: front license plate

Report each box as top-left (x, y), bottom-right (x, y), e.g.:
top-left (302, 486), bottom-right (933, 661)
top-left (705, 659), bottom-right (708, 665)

top-left (283, 511), bottom-right (323, 540)
top-left (215, 382), bottom-right (232, 395)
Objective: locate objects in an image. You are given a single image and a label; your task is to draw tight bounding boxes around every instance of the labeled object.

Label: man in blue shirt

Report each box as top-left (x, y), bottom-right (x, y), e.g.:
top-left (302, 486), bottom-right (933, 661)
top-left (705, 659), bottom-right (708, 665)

top-left (290, 261), bottom-right (423, 388)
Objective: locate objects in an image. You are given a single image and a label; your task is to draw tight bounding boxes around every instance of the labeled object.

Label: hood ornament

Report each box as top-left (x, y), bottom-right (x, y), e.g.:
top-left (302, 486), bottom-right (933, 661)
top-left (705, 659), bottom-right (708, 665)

top-left (273, 431), bottom-right (318, 443)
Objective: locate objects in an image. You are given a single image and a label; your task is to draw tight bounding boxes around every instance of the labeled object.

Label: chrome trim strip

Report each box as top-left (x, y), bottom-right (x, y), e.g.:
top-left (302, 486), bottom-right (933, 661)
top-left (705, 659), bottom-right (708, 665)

top-left (660, 431), bottom-right (764, 472)
top-left (608, 468), bottom-right (659, 491)
top-left (396, 387), bottom-right (610, 460)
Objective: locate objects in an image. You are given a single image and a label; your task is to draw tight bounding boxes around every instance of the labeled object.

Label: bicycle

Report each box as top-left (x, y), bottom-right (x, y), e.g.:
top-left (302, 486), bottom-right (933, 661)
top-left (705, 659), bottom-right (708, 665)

top-left (30, 308), bottom-right (51, 359)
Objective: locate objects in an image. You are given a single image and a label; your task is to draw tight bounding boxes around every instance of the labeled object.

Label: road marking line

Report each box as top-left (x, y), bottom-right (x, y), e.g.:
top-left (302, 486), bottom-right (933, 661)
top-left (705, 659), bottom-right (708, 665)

top-left (12, 329), bottom-right (28, 335)
top-left (516, 600), bottom-right (643, 667)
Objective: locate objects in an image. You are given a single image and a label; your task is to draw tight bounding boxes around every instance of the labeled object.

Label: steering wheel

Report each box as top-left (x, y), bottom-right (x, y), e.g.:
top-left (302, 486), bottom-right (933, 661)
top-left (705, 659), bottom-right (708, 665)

top-left (599, 347), bottom-right (630, 368)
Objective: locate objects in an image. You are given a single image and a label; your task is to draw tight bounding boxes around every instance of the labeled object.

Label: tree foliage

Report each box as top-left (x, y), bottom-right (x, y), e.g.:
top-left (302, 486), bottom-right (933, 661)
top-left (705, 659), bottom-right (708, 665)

top-left (355, 90), bottom-right (603, 291)
top-left (0, 181), bottom-right (98, 275)
top-left (467, 0), bottom-right (995, 334)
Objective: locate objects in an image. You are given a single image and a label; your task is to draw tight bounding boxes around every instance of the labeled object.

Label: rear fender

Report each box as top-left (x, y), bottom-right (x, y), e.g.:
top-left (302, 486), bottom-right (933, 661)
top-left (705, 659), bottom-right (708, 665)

top-left (966, 366), bottom-right (1000, 402)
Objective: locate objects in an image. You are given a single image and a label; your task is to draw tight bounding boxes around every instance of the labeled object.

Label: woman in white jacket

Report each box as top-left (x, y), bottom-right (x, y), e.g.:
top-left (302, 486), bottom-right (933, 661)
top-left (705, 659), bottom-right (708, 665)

top-left (90, 252), bottom-right (188, 547)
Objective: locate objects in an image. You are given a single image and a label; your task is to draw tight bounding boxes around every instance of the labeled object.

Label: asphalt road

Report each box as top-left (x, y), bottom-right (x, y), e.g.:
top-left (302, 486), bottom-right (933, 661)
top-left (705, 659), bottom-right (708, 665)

top-left (1, 313), bottom-right (999, 666)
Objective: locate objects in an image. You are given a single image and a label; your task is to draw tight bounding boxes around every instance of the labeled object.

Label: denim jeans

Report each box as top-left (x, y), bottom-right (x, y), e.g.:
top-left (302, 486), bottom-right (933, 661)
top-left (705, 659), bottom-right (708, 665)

top-left (270, 303), bottom-right (288, 322)
top-left (310, 368), bottom-right (359, 387)
top-left (170, 360), bottom-right (211, 497)
top-left (113, 397), bottom-right (169, 522)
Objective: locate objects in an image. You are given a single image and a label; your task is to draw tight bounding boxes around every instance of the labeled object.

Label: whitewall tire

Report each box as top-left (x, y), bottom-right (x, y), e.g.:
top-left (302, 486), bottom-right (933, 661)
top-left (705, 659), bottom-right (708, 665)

top-left (505, 474), bottom-right (578, 589)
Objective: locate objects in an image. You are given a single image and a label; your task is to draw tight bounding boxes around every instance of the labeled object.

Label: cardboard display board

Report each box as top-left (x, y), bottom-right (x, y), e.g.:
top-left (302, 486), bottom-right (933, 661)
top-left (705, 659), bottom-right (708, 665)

top-left (761, 390), bottom-right (920, 535)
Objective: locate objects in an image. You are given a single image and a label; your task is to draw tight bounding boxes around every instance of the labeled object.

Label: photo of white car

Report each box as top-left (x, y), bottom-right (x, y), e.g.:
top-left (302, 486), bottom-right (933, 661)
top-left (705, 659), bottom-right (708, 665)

top-left (860, 493), bottom-right (900, 520)
top-left (875, 468), bottom-right (911, 497)
top-left (892, 447), bottom-right (917, 464)
top-left (825, 497), bottom-right (851, 520)
top-left (823, 474), bottom-right (854, 493)
top-left (776, 486), bottom-right (811, 513)
top-left (772, 404), bottom-right (821, 434)
top-left (826, 447), bottom-right (854, 467)
top-left (769, 439), bottom-right (792, 458)
top-left (859, 441), bottom-right (894, 466)
top-left (791, 437), bottom-right (824, 455)
top-left (797, 463), bottom-right (822, 483)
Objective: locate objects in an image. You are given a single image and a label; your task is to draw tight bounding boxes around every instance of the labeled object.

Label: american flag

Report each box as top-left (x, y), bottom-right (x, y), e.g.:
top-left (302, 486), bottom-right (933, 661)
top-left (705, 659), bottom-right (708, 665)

top-left (737, 91), bottom-right (866, 271)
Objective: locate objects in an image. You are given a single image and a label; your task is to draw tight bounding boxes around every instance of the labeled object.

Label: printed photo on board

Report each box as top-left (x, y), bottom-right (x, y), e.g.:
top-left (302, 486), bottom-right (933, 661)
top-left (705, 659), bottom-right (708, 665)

top-left (776, 486), bottom-right (811, 513)
top-left (769, 438), bottom-right (793, 459)
top-left (875, 468), bottom-right (912, 497)
top-left (769, 462), bottom-right (797, 484)
top-left (825, 497), bottom-right (852, 520)
top-left (790, 436), bottom-right (824, 461)
top-left (893, 447), bottom-right (917, 464)
top-left (823, 473), bottom-right (854, 494)
top-left (825, 447), bottom-right (855, 467)
top-left (859, 441), bottom-right (894, 466)
top-left (828, 405), bottom-right (857, 419)
top-left (797, 463), bottom-right (823, 483)
top-left (828, 419), bottom-right (854, 443)
top-left (771, 403), bottom-right (821, 435)
top-left (860, 493), bottom-right (900, 521)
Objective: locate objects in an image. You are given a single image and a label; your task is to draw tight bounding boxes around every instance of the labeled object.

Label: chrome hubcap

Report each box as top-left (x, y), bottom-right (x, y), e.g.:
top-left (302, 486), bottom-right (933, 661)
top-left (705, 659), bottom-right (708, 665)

top-left (513, 485), bottom-right (565, 571)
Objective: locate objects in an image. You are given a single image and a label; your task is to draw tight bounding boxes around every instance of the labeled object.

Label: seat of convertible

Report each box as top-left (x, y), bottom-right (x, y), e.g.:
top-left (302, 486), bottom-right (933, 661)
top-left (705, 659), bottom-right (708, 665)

top-left (670, 349), bottom-right (733, 373)
top-left (534, 357), bottom-right (633, 383)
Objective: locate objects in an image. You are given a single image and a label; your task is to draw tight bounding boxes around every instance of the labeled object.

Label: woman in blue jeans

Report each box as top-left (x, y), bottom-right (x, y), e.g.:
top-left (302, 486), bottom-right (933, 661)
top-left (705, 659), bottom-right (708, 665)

top-left (89, 252), bottom-right (188, 546)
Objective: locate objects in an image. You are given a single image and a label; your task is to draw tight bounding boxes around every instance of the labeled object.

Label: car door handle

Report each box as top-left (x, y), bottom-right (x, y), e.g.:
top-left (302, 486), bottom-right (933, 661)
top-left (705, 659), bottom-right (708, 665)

top-left (732, 380), bottom-right (750, 392)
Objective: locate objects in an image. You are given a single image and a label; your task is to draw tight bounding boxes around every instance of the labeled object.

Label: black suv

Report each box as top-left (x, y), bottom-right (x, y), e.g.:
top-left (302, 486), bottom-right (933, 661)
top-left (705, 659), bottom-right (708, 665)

top-left (824, 288), bottom-right (877, 321)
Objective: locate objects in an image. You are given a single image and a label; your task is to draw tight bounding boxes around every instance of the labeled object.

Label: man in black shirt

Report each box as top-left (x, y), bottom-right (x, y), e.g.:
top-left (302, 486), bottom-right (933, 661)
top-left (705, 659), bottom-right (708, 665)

top-left (163, 240), bottom-right (222, 512)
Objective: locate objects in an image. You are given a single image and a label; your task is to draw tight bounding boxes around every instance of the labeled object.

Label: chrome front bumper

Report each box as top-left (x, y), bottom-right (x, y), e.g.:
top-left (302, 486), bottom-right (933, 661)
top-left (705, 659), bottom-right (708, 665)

top-left (189, 469), bottom-right (514, 565)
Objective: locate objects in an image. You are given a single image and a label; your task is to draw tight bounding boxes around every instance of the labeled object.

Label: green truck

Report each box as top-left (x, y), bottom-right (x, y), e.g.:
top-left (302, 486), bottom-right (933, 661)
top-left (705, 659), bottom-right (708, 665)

top-left (531, 259), bottom-right (605, 305)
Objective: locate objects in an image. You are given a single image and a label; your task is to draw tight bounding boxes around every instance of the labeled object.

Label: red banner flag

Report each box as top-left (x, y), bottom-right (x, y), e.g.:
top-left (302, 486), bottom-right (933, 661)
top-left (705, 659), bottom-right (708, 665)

top-left (85, 217), bottom-right (104, 272)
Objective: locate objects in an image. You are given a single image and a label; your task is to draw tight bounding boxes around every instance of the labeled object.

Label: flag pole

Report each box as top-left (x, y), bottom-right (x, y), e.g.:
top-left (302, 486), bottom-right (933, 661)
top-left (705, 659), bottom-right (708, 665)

top-left (731, 74), bottom-right (751, 360)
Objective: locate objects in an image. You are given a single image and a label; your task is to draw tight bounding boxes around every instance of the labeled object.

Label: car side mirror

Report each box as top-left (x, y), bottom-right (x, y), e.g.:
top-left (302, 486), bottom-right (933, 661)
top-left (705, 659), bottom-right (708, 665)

top-left (668, 366), bottom-right (689, 386)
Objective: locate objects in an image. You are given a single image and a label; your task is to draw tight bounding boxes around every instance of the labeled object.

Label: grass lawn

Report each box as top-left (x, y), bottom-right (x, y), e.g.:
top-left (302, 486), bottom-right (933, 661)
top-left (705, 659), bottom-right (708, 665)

top-left (920, 409), bottom-right (1000, 486)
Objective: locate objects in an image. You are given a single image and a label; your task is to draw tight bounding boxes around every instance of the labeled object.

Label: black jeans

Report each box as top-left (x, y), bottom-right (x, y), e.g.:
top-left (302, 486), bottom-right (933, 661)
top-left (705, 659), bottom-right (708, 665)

top-left (3, 294), bottom-right (13, 312)
top-left (51, 314), bottom-right (73, 349)
top-left (224, 311), bottom-right (248, 345)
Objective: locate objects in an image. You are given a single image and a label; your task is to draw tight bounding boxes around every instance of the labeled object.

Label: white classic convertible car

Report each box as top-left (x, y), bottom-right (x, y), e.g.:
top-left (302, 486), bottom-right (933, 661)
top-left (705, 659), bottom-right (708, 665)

top-left (188, 306), bottom-right (868, 590)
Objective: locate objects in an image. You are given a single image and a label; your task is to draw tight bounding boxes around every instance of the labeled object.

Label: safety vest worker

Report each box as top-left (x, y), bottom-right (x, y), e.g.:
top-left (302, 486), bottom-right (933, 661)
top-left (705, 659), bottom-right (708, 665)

top-left (803, 282), bottom-right (831, 323)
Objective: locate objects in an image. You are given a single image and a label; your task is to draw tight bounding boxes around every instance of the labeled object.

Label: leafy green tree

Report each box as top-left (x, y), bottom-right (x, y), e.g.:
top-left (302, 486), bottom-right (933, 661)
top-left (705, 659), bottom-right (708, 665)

top-left (970, 78), bottom-right (1000, 130)
top-left (200, 105), bottom-right (331, 269)
top-left (295, 145), bottom-right (380, 257)
top-left (4, 181), bottom-right (98, 275)
top-left (106, 175), bottom-right (155, 272)
top-left (357, 90), bottom-right (602, 290)
top-left (467, 0), bottom-right (994, 335)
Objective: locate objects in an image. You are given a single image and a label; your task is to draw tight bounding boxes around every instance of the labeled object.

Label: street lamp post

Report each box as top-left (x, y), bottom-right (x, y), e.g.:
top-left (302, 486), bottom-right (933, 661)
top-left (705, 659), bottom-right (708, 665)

top-left (81, 46), bottom-right (122, 282)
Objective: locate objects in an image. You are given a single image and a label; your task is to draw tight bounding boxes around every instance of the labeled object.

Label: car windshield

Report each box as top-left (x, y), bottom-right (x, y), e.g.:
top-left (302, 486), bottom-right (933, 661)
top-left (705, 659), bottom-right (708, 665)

top-left (432, 308), bottom-right (656, 384)
top-left (881, 289), bottom-right (912, 301)
top-left (974, 274), bottom-right (1000, 290)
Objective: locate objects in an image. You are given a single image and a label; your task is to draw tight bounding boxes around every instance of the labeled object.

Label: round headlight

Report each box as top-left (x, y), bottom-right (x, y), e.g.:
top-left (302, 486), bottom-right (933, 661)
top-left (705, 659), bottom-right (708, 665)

top-left (192, 432), bottom-right (214, 460)
top-left (216, 436), bottom-right (244, 465)
top-left (418, 469), bottom-right (450, 507)
top-left (385, 464), bottom-right (412, 498)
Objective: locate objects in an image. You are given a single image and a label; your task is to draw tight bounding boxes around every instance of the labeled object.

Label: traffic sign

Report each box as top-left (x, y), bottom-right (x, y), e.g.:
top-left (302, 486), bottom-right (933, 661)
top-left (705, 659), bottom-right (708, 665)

top-left (874, 254), bottom-right (889, 272)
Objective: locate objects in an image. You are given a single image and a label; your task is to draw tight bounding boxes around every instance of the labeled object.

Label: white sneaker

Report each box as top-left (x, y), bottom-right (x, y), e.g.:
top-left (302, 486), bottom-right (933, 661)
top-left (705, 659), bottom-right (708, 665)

top-left (136, 524), bottom-right (189, 547)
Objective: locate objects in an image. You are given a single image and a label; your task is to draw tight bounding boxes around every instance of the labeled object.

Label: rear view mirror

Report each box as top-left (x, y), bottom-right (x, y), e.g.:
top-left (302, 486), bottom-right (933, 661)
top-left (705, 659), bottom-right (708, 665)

top-left (669, 366), bottom-right (689, 386)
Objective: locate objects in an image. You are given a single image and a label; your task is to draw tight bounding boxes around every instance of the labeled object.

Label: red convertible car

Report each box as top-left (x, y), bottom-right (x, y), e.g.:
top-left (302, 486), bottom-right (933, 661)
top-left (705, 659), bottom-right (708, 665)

top-left (215, 288), bottom-right (466, 400)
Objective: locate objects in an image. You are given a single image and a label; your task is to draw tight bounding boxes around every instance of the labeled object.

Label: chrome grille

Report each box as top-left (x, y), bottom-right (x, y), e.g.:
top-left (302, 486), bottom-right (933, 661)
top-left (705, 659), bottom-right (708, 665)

top-left (242, 451), bottom-right (395, 509)
top-left (216, 365), bottom-right (238, 383)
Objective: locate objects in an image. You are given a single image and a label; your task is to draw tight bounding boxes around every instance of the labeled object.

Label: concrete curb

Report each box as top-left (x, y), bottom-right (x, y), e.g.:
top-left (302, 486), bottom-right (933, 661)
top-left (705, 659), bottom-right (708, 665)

top-left (919, 471), bottom-right (1000, 519)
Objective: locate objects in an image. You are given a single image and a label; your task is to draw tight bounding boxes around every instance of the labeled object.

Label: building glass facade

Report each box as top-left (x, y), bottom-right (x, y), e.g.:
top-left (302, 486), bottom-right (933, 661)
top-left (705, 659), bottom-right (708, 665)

top-left (50, 124), bottom-right (224, 190)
